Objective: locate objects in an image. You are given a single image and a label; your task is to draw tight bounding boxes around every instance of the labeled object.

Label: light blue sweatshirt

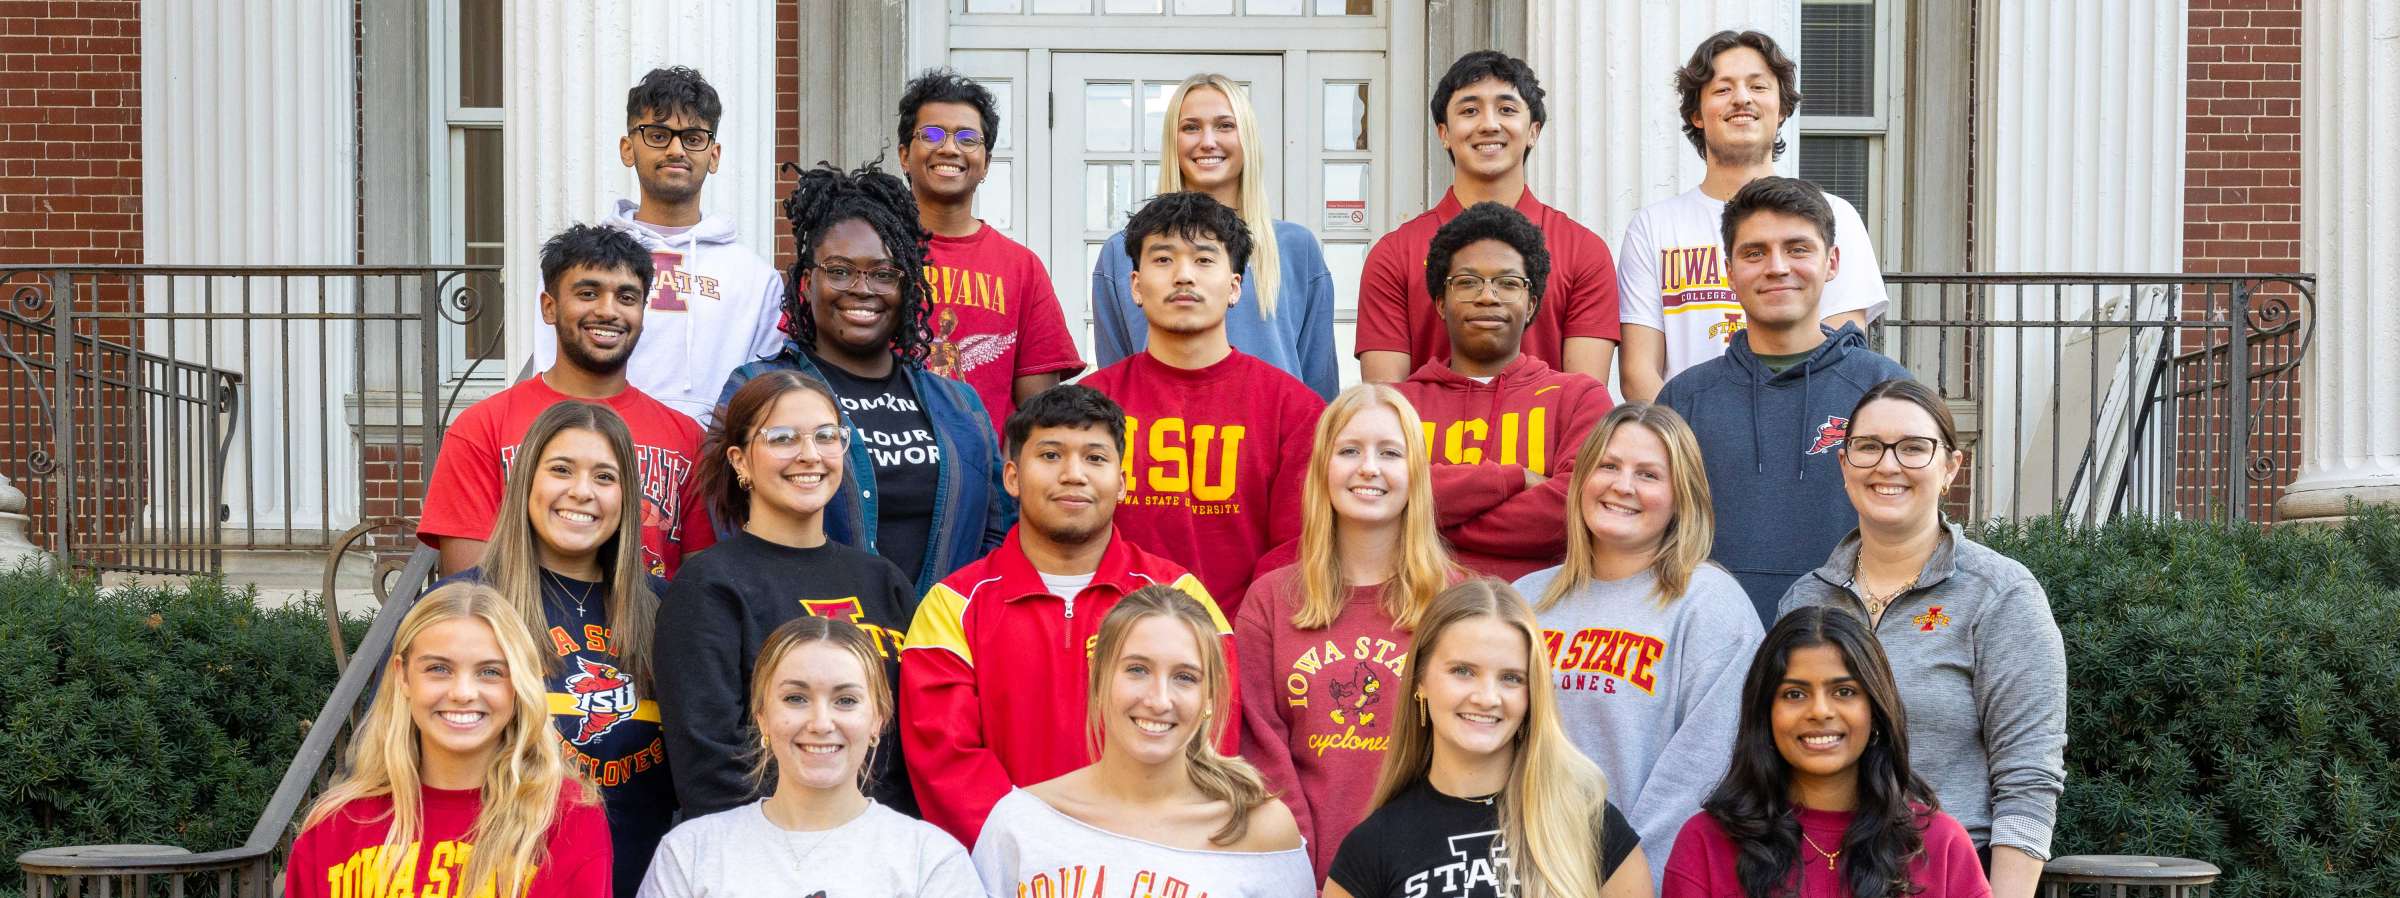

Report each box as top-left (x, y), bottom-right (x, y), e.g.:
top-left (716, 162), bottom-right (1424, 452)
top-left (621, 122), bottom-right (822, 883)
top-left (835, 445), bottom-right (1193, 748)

top-left (1091, 219), bottom-right (1340, 399)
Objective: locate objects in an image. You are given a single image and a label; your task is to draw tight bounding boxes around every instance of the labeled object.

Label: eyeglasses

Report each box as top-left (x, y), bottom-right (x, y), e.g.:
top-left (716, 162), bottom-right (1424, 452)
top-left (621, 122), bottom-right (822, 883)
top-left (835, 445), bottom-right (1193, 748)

top-left (912, 125), bottom-right (985, 151)
top-left (815, 264), bottom-right (906, 294)
top-left (1445, 274), bottom-right (1532, 297)
top-left (631, 124), bottom-right (717, 152)
top-left (1840, 436), bottom-right (1948, 469)
top-left (752, 424), bottom-right (848, 459)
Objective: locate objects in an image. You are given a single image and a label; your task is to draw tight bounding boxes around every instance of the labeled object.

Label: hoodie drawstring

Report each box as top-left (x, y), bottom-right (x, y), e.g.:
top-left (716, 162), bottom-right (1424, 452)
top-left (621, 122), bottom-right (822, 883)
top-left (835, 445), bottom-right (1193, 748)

top-left (1798, 360), bottom-right (1814, 482)
top-left (1750, 362), bottom-right (1765, 474)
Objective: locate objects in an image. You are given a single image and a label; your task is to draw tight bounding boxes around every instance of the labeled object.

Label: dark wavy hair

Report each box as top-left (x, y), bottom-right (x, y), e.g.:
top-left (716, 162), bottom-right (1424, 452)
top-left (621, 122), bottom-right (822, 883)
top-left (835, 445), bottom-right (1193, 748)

top-left (1675, 30), bottom-right (1804, 161)
top-left (627, 65), bottom-right (723, 128)
top-left (1424, 201), bottom-right (1551, 313)
top-left (1705, 606), bottom-right (1939, 898)
top-left (1122, 191), bottom-right (1255, 275)
top-left (1003, 384), bottom-right (1125, 460)
top-left (539, 223), bottom-right (655, 298)
top-left (1431, 49), bottom-right (1548, 129)
top-left (696, 370), bottom-right (844, 529)
top-left (1721, 176), bottom-right (1836, 258)
top-left (779, 160), bottom-right (936, 367)
top-left (895, 68), bottom-right (1001, 147)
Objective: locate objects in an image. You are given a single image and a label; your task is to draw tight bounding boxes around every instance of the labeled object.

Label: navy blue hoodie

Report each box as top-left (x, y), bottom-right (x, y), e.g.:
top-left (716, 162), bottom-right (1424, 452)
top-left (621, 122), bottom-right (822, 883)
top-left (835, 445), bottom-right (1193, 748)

top-left (1655, 323), bottom-right (1910, 623)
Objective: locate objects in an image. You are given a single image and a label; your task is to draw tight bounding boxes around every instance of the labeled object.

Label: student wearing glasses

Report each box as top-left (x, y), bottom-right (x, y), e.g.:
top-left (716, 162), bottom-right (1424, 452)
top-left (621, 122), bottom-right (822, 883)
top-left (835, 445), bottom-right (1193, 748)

top-left (717, 161), bottom-right (1015, 597)
top-left (896, 69), bottom-right (1085, 433)
top-left (531, 66), bottom-right (787, 424)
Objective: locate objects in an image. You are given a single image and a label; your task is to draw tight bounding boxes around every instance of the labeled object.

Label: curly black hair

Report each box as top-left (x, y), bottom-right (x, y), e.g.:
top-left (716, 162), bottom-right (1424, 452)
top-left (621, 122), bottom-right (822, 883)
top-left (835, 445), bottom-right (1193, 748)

top-left (1424, 201), bottom-right (1551, 313)
top-left (626, 66), bottom-right (722, 128)
top-left (896, 68), bottom-right (1001, 148)
top-left (779, 160), bottom-right (936, 367)
top-left (1121, 191), bottom-right (1254, 275)
top-left (1675, 30), bottom-right (1804, 161)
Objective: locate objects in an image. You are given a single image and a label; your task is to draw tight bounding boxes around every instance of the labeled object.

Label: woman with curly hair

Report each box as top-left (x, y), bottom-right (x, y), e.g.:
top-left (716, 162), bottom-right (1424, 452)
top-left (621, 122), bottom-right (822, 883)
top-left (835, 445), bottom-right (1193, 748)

top-left (717, 160), bottom-right (1013, 595)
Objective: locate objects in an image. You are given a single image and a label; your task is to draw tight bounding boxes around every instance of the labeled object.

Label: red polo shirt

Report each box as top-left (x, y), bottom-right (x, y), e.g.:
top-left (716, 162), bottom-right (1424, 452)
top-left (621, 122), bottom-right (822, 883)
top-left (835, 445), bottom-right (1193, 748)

top-left (1353, 187), bottom-right (1623, 372)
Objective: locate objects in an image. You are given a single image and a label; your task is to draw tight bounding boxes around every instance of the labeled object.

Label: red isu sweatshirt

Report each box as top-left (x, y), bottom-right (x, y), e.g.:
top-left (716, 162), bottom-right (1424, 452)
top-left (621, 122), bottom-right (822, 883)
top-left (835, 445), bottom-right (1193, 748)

top-left (899, 526), bottom-right (1239, 845)
top-left (285, 783), bottom-right (609, 898)
top-left (1079, 349), bottom-right (1325, 614)
top-left (1394, 354), bottom-right (1614, 580)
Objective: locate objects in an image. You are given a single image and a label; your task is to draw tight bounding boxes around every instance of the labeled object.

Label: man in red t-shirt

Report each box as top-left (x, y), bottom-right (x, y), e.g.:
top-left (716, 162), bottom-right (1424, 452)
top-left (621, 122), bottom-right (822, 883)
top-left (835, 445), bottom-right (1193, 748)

top-left (896, 68), bottom-right (1086, 434)
top-left (1355, 50), bottom-right (1622, 386)
top-left (418, 224), bottom-right (715, 578)
top-left (1078, 192), bottom-right (1323, 612)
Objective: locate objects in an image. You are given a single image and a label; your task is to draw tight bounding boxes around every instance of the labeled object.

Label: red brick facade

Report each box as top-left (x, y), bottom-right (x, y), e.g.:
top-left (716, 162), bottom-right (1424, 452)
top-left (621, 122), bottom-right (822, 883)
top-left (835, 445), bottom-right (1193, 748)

top-left (0, 0), bottom-right (141, 268)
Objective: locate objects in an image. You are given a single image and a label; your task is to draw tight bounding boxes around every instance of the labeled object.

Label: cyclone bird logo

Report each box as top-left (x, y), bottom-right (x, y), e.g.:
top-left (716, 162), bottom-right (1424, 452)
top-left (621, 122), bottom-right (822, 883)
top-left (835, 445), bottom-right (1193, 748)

top-left (562, 657), bottom-right (638, 745)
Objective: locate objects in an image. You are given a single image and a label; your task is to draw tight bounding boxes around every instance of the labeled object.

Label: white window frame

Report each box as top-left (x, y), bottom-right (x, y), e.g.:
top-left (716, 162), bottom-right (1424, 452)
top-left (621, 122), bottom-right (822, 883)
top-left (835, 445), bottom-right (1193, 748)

top-left (1798, 0), bottom-right (1908, 266)
top-left (428, 0), bottom-right (506, 382)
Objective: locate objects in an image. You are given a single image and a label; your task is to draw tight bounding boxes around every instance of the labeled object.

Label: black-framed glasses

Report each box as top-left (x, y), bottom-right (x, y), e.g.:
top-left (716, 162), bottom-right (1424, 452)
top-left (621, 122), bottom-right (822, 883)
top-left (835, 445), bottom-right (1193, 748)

top-left (815, 264), bottom-right (906, 293)
top-left (631, 124), bottom-right (717, 152)
top-left (1840, 436), bottom-right (1948, 469)
top-left (913, 124), bottom-right (985, 151)
top-left (1445, 274), bottom-right (1532, 297)
top-left (752, 424), bottom-right (848, 459)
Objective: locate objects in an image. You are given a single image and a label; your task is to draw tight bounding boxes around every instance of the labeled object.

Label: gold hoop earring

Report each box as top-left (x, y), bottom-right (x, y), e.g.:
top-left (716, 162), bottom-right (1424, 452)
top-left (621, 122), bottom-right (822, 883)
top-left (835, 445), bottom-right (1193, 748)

top-left (736, 472), bottom-right (753, 491)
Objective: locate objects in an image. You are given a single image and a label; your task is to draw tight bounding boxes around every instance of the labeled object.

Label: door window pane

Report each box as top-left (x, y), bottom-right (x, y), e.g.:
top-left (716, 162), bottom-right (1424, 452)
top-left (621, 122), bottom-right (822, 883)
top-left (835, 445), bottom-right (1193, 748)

top-left (1247, 0), bottom-right (1302, 13)
top-left (1317, 0), bottom-right (1373, 12)
top-left (967, 0), bottom-right (1025, 11)
top-left (1103, 0), bottom-right (1163, 11)
top-left (1031, 0), bottom-right (1090, 11)
top-left (1175, 0), bottom-right (1235, 12)
top-left (1801, 0), bottom-right (1876, 117)
top-left (976, 160), bottom-right (1014, 231)
top-left (1323, 162), bottom-right (1368, 203)
top-left (1141, 162), bottom-right (1162, 198)
top-left (458, 0), bottom-right (501, 107)
top-left (1323, 242), bottom-right (1367, 312)
top-left (1798, 135), bottom-right (1871, 215)
top-left (1086, 162), bottom-right (1135, 230)
top-left (1086, 83), bottom-right (1134, 152)
top-left (1323, 82), bottom-right (1368, 151)
top-left (463, 128), bottom-right (504, 359)
top-left (1142, 81), bottom-right (1176, 153)
top-left (980, 79), bottom-right (1014, 151)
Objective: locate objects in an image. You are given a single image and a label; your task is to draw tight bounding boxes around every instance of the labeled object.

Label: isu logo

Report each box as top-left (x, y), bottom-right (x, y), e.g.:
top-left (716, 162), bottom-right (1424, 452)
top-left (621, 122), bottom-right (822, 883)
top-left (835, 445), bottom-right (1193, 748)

top-left (562, 657), bottom-right (637, 745)
top-left (1707, 312), bottom-right (1745, 343)
top-left (1913, 605), bottom-right (1952, 632)
top-left (1805, 415), bottom-right (1850, 455)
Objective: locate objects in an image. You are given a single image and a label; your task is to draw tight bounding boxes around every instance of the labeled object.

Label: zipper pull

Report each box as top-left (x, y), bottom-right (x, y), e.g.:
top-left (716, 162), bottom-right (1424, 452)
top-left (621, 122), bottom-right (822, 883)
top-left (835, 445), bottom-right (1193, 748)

top-left (1064, 592), bottom-right (1076, 619)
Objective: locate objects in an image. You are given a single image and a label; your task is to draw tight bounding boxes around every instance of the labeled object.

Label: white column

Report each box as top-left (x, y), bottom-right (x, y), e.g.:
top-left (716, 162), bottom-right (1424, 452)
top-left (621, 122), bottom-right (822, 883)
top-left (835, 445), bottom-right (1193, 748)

top-left (2278, 0), bottom-right (2400, 520)
top-left (502, 0), bottom-right (778, 369)
top-left (1526, 0), bottom-right (1799, 245)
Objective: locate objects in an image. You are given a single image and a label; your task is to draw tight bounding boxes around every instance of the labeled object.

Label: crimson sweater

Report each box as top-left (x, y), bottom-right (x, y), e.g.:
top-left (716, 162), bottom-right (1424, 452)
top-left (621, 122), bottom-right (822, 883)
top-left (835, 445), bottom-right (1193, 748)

top-left (899, 526), bottom-right (1238, 846)
top-left (1394, 354), bottom-right (1614, 580)
top-left (1235, 563), bottom-right (1420, 882)
top-left (1663, 805), bottom-right (1991, 898)
top-left (285, 782), bottom-right (610, 898)
top-left (1079, 349), bottom-right (1324, 614)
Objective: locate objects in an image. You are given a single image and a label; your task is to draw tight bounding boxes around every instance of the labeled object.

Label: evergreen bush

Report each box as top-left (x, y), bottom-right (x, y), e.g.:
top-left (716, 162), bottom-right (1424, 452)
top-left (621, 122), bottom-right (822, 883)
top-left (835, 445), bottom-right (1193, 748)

top-left (0, 566), bottom-right (362, 898)
top-left (1977, 507), bottom-right (2400, 897)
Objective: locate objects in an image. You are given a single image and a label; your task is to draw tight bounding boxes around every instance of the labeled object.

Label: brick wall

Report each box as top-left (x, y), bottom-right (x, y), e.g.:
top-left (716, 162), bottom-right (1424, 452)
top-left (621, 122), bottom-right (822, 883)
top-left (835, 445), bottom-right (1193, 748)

top-left (0, 0), bottom-right (141, 269)
top-left (773, 0), bottom-right (797, 272)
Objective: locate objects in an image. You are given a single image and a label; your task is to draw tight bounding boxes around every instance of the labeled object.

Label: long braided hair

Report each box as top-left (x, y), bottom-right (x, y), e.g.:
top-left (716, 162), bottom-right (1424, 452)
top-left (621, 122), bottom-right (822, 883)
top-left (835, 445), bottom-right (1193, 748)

top-left (779, 160), bottom-right (936, 367)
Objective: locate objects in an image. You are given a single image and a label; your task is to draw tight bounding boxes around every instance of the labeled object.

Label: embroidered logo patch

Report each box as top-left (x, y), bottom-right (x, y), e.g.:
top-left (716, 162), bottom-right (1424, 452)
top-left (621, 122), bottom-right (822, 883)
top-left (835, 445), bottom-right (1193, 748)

top-left (1805, 415), bottom-right (1851, 455)
top-left (1913, 605), bottom-right (1953, 632)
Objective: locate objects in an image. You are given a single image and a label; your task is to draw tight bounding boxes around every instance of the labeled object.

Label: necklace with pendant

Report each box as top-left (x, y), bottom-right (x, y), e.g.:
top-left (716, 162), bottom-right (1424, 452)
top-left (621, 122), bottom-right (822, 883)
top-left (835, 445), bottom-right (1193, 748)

top-left (544, 570), bottom-right (600, 617)
top-left (1802, 830), bottom-right (1841, 871)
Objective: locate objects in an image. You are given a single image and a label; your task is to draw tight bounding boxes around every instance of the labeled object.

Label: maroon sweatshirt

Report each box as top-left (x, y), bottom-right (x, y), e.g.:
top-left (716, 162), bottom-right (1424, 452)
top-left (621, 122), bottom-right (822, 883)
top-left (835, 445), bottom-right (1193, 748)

top-left (1394, 354), bottom-right (1614, 580)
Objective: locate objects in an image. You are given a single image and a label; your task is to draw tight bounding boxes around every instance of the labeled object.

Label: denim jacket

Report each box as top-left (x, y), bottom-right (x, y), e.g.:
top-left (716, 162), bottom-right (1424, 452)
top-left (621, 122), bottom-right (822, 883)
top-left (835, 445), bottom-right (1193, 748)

top-left (718, 341), bottom-right (1015, 594)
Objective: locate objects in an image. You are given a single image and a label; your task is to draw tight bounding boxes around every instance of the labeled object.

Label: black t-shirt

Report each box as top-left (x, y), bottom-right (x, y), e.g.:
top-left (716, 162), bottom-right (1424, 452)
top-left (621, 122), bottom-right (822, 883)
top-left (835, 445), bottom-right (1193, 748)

top-left (652, 531), bottom-right (919, 818)
top-left (1328, 779), bottom-right (1640, 898)
top-left (811, 355), bottom-right (941, 583)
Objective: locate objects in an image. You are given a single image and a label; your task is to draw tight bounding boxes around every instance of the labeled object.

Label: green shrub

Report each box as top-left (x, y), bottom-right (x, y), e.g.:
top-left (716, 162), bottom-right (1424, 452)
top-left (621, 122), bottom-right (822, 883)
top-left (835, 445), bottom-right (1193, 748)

top-left (1978, 507), bottom-right (2400, 897)
top-left (0, 567), bottom-right (364, 897)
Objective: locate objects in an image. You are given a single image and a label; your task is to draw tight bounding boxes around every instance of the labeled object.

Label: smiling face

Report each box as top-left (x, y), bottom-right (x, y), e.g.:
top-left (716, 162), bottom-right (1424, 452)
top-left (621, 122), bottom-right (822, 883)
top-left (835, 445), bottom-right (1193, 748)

top-left (1435, 238), bottom-right (1532, 374)
top-left (1421, 615), bottom-right (1530, 765)
top-left (1174, 86), bottom-right (1244, 197)
top-left (1435, 76), bottom-right (1542, 183)
top-left (541, 262), bottom-right (646, 376)
top-left (730, 389), bottom-right (846, 525)
top-left (1772, 643), bottom-right (1872, 802)
top-left (1727, 209), bottom-right (1839, 332)
top-left (759, 640), bottom-right (883, 794)
top-left (1692, 46), bottom-right (1783, 168)
top-left (619, 107), bottom-right (720, 206)
top-left (526, 427), bottom-right (623, 575)
top-left (403, 617), bottom-right (516, 777)
top-left (1102, 615), bottom-right (1212, 766)
top-left (1579, 422), bottom-right (1675, 560)
top-left (898, 100), bottom-right (989, 207)
top-left (1005, 424), bottom-right (1124, 549)
top-left (1327, 402), bottom-right (1411, 528)
top-left (1840, 398), bottom-right (1962, 534)
top-left (804, 218), bottom-right (902, 366)
top-left (1130, 229), bottom-right (1241, 338)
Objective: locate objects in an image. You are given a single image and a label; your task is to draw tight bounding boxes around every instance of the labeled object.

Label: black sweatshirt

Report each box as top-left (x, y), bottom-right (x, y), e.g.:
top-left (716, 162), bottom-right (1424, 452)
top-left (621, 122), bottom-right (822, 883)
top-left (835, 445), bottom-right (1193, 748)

top-left (653, 531), bottom-right (920, 818)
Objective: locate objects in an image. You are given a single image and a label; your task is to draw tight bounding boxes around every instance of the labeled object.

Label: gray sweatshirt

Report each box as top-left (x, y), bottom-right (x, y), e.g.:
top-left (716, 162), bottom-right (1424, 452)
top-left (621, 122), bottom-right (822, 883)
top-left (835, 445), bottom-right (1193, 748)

top-left (635, 800), bottom-right (982, 898)
top-left (1779, 522), bottom-right (2069, 860)
top-left (1516, 562), bottom-right (1763, 887)
top-left (971, 789), bottom-right (1317, 897)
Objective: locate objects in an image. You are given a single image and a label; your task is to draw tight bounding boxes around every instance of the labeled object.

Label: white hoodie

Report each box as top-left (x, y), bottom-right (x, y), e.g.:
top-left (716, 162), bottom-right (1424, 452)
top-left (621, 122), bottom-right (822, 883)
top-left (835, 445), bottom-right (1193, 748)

top-left (533, 199), bottom-right (787, 421)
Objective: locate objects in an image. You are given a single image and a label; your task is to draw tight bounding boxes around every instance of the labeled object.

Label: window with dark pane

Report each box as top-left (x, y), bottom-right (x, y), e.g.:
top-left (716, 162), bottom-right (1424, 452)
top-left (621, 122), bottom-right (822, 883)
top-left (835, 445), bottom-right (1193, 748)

top-left (1798, 135), bottom-right (1870, 216)
top-left (1800, 0), bottom-right (1874, 118)
top-left (458, 0), bottom-right (501, 108)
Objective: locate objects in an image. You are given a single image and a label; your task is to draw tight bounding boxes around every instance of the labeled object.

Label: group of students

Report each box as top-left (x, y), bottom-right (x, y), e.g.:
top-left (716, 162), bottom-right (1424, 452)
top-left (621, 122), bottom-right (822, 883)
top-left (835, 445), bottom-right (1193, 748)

top-left (285, 29), bottom-right (2071, 898)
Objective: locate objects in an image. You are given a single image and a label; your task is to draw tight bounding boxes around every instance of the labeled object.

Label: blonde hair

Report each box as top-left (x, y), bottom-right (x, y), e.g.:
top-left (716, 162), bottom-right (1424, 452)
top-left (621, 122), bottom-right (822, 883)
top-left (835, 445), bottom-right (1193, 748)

top-left (478, 401), bottom-right (660, 690)
top-left (1155, 74), bottom-right (1283, 318)
top-left (303, 583), bottom-right (593, 898)
top-left (1540, 402), bottom-right (1717, 610)
top-left (1370, 580), bottom-right (1612, 898)
top-left (1294, 384), bottom-right (1460, 631)
top-left (1083, 585), bottom-right (1270, 846)
top-left (743, 616), bottom-right (895, 792)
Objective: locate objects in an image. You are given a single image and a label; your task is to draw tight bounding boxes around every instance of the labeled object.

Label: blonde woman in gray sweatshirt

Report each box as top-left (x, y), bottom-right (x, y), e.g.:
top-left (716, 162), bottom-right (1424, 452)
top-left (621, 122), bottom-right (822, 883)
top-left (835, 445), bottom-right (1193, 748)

top-left (1516, 401), bottom-right (1765, 888)
top-left (1779, 379), bottom-right (2067, 898)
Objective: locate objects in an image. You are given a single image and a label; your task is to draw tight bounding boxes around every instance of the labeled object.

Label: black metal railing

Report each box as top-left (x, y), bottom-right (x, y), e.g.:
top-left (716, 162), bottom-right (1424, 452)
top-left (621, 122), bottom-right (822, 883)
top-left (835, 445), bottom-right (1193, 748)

top-left (0, 266), bottom-right (503, 574)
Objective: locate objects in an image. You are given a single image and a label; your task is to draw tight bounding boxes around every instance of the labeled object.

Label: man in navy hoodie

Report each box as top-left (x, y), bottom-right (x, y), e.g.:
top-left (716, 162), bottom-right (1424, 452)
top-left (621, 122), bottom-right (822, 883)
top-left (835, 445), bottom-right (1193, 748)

top-left (1656, 176), bottom-right (1909, 623)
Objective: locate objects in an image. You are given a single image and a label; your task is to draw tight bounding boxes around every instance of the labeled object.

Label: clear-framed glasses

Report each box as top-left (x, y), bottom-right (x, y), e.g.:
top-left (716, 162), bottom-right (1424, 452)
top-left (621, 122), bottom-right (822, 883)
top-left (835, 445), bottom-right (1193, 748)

top-left (631, 124), bottom-right (717, 152)
top-left (1840, 436), bottom-right (1946, 469)
top-left (913, 124), bottom-right (986, 151)
top-left (815, 264), bottom-right (906, 294)
top-left (1444, 274), bottom-right (1532, 298)
top-left (752, 424), bottom-right (848, 459)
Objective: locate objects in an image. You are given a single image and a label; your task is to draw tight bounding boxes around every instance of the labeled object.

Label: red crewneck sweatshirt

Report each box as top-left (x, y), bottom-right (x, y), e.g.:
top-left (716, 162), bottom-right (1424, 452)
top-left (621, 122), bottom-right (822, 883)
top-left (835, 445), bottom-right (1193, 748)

top-left (1079, 349), bottom-right (1325, 613)
top-left (285, 782), bottom-right (610, 898)
top-left (1393, 354), bottom-right (1613, 580)
top-left (1663, 805), bottom-right (1992, 898)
